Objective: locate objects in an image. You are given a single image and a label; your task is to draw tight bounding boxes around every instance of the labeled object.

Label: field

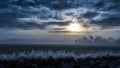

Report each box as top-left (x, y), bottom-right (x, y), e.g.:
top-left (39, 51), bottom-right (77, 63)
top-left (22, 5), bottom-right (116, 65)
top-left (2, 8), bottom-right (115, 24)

top-left (0, 45), bottom-right (120, 68)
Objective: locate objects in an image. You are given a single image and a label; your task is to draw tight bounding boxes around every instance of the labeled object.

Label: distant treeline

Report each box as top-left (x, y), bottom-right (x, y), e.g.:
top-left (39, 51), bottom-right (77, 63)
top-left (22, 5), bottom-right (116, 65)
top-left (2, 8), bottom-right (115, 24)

top-left (75, 35), bottom-right (120, 45)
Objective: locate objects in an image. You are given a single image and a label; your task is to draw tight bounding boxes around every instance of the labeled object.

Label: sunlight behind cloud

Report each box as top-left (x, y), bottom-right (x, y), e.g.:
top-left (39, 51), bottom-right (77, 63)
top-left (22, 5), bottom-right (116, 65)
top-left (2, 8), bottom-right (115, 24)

top-left (66, 18), bottom-right (85, 32)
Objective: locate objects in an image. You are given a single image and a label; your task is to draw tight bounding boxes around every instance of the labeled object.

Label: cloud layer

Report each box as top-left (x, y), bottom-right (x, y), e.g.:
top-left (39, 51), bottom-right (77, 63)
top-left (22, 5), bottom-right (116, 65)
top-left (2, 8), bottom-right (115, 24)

top-left (0, 0), bottom-right (120, 31)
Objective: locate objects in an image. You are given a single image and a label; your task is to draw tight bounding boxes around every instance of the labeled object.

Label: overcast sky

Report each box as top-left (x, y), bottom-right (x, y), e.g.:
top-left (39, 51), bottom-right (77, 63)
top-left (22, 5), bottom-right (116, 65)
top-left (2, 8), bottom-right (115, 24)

top-left (0, 0), bottom-right (120, 44)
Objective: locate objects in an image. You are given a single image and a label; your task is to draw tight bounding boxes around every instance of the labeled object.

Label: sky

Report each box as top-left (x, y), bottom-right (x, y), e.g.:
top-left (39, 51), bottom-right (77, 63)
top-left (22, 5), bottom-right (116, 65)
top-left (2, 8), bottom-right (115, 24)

top-left (0, 0), bottom-right (120, 45)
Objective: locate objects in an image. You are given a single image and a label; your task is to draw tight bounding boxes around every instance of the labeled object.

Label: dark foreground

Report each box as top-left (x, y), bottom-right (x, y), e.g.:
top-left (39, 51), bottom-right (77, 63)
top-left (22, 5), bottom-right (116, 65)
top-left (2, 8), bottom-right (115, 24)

top-left (0, 54), bottom-right (120, 68)
top-left (0, 44), bottom-right (120, 53)
top-left (0, 44), bottom-right (120, 68)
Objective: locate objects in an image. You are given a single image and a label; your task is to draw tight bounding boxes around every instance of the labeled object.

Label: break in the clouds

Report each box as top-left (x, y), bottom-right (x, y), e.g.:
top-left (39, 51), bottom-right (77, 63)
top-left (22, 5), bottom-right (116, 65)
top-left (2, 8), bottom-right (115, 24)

top-left (0, 0), bottom-right (120, 31)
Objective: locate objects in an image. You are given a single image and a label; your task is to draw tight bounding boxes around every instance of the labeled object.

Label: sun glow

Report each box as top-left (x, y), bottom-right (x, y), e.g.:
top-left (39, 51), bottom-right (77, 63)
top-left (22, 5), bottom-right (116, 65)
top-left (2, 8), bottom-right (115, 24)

top-left (67, 23), bottom-right (81, 32)
top-left (66, 18), bottom-right (84, 32)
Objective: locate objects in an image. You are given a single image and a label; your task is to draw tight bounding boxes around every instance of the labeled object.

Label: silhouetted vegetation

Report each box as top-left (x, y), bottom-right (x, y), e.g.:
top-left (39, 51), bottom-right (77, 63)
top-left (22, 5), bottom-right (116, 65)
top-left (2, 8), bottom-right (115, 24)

top-left (0, 56), bottom-right (120, 68)
top-left (75, 35), bottom-right (120, 45)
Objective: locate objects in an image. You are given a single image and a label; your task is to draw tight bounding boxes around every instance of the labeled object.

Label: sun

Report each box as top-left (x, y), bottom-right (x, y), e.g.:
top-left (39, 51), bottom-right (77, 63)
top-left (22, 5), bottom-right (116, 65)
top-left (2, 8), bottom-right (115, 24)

top-left (67, 19), bottom-right (84, 32)
top-left (67, 23), bottom-right (80, 32)
top-left (66, 23), bottom-right (84, 32)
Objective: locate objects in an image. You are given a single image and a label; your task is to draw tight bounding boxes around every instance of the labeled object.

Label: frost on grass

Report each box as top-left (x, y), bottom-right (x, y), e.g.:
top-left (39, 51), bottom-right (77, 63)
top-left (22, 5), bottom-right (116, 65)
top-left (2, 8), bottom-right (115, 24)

top-left (0, 50), bottom-right (120, 68)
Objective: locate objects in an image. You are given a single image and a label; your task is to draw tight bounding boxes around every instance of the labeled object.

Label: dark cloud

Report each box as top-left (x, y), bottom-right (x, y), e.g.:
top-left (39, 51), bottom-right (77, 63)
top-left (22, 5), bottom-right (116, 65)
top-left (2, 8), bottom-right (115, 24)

top-left (91, 17), bottom-right (120, 27)
top-left (0, 0), bottom-right (120, 30)
top-left (0, 13), bottom-right (71, 29)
